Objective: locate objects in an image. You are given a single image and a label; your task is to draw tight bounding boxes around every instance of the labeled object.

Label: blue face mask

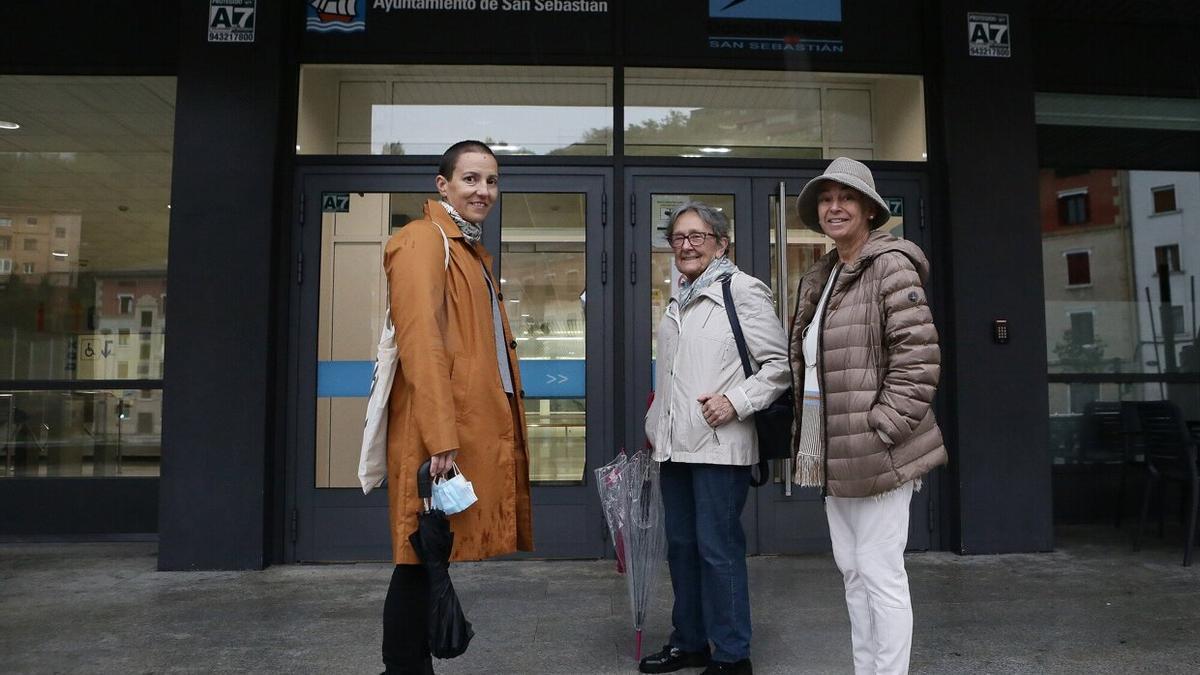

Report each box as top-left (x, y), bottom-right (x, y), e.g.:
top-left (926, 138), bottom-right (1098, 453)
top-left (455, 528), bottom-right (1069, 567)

top-left (430, 464), bottom-right (478, 516)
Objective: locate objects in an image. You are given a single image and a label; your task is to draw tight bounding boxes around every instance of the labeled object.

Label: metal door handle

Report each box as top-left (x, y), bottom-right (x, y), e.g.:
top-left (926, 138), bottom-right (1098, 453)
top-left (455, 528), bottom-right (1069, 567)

top-left (776, 180), bottom-right (792, 497)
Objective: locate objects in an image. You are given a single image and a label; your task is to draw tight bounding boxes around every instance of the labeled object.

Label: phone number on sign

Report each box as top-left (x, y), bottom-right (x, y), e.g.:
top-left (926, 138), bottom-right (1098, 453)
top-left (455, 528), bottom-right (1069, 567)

top-left (208, 32), bottom-right (254, 42)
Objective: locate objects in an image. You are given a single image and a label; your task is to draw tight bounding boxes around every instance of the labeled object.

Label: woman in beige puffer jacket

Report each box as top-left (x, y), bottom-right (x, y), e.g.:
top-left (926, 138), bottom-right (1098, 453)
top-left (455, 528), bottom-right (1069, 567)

top-left (789, 158), bottom-right (947, 675)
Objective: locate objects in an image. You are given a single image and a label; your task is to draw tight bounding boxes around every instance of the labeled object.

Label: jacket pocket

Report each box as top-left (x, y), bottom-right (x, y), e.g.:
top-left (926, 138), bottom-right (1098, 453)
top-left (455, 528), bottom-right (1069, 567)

top-left (449, 355), bottom-right (473, 422)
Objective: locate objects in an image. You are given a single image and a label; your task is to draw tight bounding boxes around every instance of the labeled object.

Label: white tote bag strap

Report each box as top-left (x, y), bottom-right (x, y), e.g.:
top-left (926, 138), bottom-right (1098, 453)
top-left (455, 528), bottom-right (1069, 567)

top-left (379, 222), bottom-right (448, 333)
top-left (360, 221), bottom-right (452, 494)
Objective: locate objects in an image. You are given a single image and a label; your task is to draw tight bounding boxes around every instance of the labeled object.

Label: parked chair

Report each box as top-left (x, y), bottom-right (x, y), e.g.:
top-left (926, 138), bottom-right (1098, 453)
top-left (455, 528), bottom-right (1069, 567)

top-left (1078, 401), bottom-right (1141, 527)
top-left (1132, 401), bottom-right (1200, 566)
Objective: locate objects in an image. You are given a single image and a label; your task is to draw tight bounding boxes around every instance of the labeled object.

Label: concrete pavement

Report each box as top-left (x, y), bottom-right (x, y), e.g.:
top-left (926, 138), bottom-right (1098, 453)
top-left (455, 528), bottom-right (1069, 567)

top-left (2, 525), bottom-right (1199, 673)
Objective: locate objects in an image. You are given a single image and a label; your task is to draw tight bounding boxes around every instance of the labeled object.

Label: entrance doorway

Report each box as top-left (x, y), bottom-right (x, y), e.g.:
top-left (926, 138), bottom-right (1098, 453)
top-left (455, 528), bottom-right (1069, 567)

top-left (286, 164), bottom-right (938, 561)
top-left (624, 168), bottom-right (937, 554)
top-left (286, 167), bottom-right (614, 561)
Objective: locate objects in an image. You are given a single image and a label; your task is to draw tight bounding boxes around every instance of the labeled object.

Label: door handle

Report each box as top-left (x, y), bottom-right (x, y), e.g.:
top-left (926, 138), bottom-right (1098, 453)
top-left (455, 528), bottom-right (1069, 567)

top-left (776, 180), bottom-right (792, 497)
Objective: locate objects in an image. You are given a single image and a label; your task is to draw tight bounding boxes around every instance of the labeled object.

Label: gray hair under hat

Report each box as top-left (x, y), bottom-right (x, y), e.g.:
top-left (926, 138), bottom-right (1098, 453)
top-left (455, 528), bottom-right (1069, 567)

top-left (795, 157), bottom-right (890, 234)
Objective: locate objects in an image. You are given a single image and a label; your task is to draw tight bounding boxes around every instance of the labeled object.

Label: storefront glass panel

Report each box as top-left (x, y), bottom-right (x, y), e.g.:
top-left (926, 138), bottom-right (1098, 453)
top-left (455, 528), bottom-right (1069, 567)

top-left (0, 75), bottom-right (174, 479)
top-left (624, 68), bottom-right (926, 161)
top-left (500, 193), bottom-right (587, 483)
top-left (1038, 95), bottom-right (1200, 529)
top-left (297, 65), bottom-right (613, 156)
top-left (1042, 167), bottom-right (1200, 483)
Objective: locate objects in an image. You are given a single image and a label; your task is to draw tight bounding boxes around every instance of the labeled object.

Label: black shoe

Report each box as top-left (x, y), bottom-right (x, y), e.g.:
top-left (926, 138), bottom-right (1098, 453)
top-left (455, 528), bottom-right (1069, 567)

top-left (700, 659), bottom-right (752, 675)
top-left (639, 645), bottom-right (712, 673)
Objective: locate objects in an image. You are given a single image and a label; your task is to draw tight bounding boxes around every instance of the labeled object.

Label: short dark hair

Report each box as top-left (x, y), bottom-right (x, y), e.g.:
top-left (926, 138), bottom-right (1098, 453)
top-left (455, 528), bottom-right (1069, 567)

top-left (438, 140), bottom-right (496, 180)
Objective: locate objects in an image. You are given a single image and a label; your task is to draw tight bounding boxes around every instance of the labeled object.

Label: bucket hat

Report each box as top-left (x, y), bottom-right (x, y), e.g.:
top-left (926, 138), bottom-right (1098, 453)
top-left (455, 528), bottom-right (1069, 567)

top-left (795, 157), bottom-right (890, 233)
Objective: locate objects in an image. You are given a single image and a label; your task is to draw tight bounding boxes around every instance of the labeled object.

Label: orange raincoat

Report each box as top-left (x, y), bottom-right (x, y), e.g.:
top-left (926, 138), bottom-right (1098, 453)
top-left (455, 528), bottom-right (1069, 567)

top-left (384, 200), bottom-right (533, 564)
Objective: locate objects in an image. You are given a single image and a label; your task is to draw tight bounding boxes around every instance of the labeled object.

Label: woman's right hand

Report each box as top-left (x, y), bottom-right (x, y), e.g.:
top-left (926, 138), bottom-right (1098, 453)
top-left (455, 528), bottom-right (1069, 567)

top-left (429, 448), bottom-right (459, 477)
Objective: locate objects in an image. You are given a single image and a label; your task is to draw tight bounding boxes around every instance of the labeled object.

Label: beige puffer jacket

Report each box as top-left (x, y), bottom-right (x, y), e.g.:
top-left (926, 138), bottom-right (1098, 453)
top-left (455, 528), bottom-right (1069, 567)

top-left (790, 230), bottom-right (948, 497)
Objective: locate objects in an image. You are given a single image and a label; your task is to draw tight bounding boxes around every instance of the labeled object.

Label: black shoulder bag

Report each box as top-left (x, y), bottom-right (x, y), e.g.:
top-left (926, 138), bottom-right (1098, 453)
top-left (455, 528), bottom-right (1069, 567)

top-left (721, 276), bottom-right (795, 487)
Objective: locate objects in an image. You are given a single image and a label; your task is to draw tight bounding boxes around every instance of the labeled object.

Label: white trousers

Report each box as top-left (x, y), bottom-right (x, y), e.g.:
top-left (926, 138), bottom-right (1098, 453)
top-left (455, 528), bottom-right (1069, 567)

top-left (826, 482), bottom-right (915, 675)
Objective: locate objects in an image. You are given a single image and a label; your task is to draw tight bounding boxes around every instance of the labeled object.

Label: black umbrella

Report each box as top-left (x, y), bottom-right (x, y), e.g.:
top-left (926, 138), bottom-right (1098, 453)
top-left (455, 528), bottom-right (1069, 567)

top-left (410, 460), bottom-right (474, 660)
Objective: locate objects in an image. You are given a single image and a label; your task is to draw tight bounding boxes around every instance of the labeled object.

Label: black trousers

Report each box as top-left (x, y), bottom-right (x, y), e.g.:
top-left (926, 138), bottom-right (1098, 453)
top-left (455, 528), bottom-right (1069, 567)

top-left (383, 564), bottom-right (433, 675)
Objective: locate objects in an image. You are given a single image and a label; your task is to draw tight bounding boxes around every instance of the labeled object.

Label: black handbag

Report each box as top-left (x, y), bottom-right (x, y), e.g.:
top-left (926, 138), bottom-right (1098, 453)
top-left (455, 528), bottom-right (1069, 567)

top-left (721, 276), bottom-right (795, 487)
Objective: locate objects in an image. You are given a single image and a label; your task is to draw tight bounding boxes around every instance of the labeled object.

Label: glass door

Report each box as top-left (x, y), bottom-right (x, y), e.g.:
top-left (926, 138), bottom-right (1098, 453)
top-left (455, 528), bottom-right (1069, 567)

top-left (288, 169), bottom-right (612, 561)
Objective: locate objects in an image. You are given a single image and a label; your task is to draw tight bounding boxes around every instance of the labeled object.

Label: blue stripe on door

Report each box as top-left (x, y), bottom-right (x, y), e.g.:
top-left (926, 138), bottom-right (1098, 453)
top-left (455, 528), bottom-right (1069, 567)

top-left (316, 359), bottom-right (587, 399)
top-left (518, 359), bottom-right (585, 399)
top-left (317, 360), bottom-right (374, 397)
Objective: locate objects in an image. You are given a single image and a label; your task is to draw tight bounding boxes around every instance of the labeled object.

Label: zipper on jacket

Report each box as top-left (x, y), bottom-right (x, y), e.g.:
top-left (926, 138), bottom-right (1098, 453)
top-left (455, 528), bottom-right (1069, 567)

top-left (817, 265), bottom-right (842, 498)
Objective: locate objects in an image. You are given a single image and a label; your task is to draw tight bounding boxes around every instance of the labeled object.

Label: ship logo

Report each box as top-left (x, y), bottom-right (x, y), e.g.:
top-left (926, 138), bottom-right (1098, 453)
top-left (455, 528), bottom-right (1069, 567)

top-left (306, 0), bottom-right (366, 33)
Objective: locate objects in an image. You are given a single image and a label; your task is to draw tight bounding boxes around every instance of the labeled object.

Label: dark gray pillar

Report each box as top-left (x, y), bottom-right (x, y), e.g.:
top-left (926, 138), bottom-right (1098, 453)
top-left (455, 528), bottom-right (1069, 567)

top-left (937, 1), bottom-right (1054, 553)
top-left (158, 1), bottom-right (287, 570)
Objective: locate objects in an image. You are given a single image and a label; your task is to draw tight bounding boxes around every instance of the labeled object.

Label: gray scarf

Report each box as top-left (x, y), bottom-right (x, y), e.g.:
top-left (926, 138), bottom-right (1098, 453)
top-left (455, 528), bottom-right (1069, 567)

top-left (677, 256), bottom-right (737, 309)
top-left (439, 200), bottom-right (482, 245)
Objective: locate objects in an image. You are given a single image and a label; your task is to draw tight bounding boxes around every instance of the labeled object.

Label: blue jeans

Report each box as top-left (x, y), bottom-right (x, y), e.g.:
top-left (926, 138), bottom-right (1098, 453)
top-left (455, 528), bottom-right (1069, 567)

top-left (660, 460), bottom-right (752, 663)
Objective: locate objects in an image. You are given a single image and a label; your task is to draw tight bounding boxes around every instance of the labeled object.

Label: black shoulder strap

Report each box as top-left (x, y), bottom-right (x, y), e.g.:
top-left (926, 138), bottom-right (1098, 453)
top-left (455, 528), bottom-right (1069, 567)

top-left (722, 274), bottom-right (771, 488)
top-left (722, 275), bottom-right (754, 379)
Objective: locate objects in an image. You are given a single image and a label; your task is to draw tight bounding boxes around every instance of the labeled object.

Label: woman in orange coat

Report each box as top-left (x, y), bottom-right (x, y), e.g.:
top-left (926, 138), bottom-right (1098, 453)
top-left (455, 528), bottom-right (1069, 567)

top-left (381, 140), bottom-right (533, 674)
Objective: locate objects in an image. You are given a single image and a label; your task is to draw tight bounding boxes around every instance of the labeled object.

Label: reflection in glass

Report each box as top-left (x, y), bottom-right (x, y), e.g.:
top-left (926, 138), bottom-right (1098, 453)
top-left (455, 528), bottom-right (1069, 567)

top-left (297, 65), bottom-right (613, 156)
top-left (371, 106), bottom-right (611, 156)
top-left (649, 194), bottom-right (736, 362)
top-left (0, 76), bottom-right (174, 385)
top-left (1, 389), bottom-right (162, 477)
top-left (1042, 169), bottom-right (1200, 421)
top-left (626, 68), bottom-right (926, 161)
top-left (501, 193), bottom-right (587, 484)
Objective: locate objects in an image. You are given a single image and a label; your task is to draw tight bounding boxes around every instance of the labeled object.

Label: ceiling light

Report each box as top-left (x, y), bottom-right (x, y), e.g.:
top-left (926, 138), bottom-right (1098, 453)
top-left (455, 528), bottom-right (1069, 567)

top-left (680, 154), bottom-right (703, 158)
top-left (0, 121), bottom-right (19, 130)
top-left (491, 144), bottom-right (523, 152)
top-left (51, 251), bottom-right (68, 258)
top-left (698, 147), bottom-right (732, 154)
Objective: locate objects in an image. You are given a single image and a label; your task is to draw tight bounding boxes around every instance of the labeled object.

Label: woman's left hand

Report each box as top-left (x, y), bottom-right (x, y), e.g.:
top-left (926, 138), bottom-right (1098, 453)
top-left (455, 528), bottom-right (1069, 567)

top-left (697, 393), bottom-right (736, 428)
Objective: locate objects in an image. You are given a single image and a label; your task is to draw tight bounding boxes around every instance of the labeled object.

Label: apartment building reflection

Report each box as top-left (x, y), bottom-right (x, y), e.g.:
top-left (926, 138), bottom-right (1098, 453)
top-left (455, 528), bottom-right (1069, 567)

top-left (1, 208), bottom-right (165, 478)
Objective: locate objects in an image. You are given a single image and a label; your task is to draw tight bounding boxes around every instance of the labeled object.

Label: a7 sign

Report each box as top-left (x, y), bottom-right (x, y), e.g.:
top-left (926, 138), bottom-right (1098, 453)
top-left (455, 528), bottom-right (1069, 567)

top-left (968, 12), bottom-right (1010, 58)
top-left (209, 0), bottom-right (257, 43)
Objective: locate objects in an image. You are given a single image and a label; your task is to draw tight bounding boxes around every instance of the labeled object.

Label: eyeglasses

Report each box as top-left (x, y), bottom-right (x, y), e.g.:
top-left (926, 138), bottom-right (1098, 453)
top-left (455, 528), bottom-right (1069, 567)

top-left (667, 232), bottom-right (720, 249)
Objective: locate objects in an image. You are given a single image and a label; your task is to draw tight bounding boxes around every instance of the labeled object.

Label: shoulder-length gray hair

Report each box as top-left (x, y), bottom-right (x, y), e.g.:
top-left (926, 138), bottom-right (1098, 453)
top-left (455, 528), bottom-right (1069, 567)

top-left (666, 201), bottom-right (732, 242)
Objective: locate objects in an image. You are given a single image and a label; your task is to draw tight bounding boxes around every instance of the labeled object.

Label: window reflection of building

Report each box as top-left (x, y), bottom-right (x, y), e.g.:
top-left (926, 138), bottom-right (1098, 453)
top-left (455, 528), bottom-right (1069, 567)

top-left (1040, 169), bottom-right (1138, 414)
top-left (0, 210), bottom-right (81, 288)
top-left (1130, 171), bottom-right (1200, 412)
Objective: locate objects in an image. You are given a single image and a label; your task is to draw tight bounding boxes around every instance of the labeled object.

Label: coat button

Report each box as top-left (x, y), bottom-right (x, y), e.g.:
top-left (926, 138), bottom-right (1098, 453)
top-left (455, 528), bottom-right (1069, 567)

top-left (509, 340), bottom-right (517, 349)
top-left (497, 292), bottom-right (504, 301)
top-left (519, 389), bottom-right (526, 399)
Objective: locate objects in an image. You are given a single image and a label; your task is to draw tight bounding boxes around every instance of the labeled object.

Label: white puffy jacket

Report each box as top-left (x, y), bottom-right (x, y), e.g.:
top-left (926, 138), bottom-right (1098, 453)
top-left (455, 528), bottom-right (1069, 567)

top-left (645, 271), bottom-right (791, 466)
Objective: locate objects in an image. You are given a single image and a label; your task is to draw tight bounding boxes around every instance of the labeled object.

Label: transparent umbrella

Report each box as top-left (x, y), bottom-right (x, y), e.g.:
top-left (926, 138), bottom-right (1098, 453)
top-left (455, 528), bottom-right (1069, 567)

top-left (595, 451), bottom-right (629, 574)
top-left (617, 448), bottom-right (667, 661)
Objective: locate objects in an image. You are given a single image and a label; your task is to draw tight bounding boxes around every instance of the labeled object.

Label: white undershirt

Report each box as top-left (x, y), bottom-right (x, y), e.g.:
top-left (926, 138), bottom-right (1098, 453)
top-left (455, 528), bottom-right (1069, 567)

top-left (802, 265), bottom-right (840, 395)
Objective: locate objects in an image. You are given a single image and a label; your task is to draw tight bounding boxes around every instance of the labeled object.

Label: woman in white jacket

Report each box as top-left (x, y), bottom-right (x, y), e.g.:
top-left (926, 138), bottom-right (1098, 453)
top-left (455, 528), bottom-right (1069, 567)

top-left (640, 202), bottom-right (791, 675)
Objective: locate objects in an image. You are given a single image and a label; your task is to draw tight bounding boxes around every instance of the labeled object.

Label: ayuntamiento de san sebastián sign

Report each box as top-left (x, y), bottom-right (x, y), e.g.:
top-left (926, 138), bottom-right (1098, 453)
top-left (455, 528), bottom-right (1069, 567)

top-left (303, 0), bottom-right (611, 56)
